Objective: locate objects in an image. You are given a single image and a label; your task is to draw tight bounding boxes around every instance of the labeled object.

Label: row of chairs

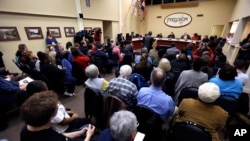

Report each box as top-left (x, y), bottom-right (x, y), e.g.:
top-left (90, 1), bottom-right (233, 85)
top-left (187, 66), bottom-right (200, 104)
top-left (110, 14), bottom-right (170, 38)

top-left (175, 86), bottom-right (245, 141)
top-left (84, 87), bottom-right (165, 141)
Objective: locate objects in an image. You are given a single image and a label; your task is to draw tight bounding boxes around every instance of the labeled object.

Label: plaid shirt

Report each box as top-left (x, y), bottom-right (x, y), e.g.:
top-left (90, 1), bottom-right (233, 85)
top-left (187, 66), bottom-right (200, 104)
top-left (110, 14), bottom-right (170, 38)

top-left (105, 77), bottom-right (138, 110)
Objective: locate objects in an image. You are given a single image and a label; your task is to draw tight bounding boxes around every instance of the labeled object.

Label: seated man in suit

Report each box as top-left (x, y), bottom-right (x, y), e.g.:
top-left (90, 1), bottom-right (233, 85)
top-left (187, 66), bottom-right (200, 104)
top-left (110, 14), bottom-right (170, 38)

top-left (180, 32), bottom-right (191, 40)
top-left (167, 32), bottom-right (175, 38)
top-left (137, 67), bottom-right (176, 122)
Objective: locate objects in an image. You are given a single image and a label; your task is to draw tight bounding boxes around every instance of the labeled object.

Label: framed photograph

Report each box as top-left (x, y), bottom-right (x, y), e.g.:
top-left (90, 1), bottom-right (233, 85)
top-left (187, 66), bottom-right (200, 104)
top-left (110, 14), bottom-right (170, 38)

top-left (64, 27), bottom-right (75, 37)
top-left (25, 27), bottom-right (44, 40)
top-left (47, 27), bottom-right (61, 38)
top-left (0, 27), bottom-right (20, 41)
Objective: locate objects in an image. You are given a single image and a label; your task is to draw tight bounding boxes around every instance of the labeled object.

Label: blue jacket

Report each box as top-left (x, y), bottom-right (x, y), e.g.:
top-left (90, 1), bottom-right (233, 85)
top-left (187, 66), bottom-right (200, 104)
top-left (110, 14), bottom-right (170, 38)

top-left (0, 78), bottom-right (19, 102)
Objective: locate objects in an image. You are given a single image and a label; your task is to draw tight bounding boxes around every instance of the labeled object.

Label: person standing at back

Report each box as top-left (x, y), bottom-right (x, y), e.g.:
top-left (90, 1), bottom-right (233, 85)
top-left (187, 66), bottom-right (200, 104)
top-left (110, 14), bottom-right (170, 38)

top-left (142, 31), bottom-right (155, 51)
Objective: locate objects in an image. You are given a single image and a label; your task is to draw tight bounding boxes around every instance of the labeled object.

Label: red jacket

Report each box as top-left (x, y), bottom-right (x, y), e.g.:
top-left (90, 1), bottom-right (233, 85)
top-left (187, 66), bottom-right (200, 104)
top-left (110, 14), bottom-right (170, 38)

top-left (72, 55), bottom-right (90, 71)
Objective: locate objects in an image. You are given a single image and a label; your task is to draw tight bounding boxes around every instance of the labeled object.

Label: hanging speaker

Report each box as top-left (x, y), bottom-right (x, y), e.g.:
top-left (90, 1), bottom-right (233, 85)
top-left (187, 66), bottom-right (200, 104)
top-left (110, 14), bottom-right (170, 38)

top-left (79, 13), bottom-right (83, 19)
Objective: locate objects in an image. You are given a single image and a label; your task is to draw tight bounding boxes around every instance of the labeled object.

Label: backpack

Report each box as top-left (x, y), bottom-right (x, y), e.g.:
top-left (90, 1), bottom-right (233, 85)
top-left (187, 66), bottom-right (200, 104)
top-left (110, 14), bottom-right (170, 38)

top-left (129, 73), bottom-right (149, 90)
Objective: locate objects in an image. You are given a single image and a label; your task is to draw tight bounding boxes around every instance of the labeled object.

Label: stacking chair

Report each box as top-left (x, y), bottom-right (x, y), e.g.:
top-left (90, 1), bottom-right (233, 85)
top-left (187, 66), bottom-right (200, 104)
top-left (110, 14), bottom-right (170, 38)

top-left (84, 87), bottom-right (104, 129)
top-left (214, 95), bottom-right (239, 116)
top-left (178, 87), bottom-right (198, 106)
top-left (173, 121), bottom-right (212, 141)
top-left (12, 59), bottom-right (31, 77)
top-left (214, 95), bottom-right (239, 138)
top-left (103, 95), bottom-right (126, 128)
top-left (134, 105), bottom-right (164, 141)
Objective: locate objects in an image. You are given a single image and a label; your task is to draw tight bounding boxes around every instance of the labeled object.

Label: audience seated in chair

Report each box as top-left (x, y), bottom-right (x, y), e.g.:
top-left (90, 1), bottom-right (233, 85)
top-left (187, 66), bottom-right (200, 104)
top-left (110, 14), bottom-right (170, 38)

top-left (38, 52), bottom-right (75, 96)
top-left (192, 42), bottom-right (214, 64)
top-left (158, 58), bottom-right (176, 97)
top-left (84, 64), bottom-right (109, 95)
top-left (209, 64), bottom-right (243, 100)
top-left (105, 65), bottom-right (138, 111)
top-left (173, 82), bottom-right (228, 141)
top-left (137, 67), bottom-right (175, 123)
top-left (20, 91), bottom-right (95, 141)
top-left (200, 55), bottom-right (214, 79)
top-left (0, 77), bottom-right (27, 131)
top-left (19, 50), bottom-right (37, 70)
top-left (71, 47), bottom-right (90, 81)
top-left (174, 57), bottom-right (208, 103)
top-left (98, 110), bottom-right (138, 141)
top-left (148, 40), bottom-right (158, 62)
top-left (134, 48), bottom-right (152, 66)
top-left (15, 44), bottom-right (28, 62)
top-left (234, 59), bottom-right (249, 86)
top-left (95, 44), bottom-right (114, 73)
top-left (133, 52), bottom-right (153, 81)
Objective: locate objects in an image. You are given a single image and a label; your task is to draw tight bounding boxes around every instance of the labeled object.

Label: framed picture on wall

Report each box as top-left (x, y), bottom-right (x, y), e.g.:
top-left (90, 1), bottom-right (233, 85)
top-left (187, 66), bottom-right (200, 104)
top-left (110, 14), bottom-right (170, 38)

top-left (25, 27), bottom-right (44, 40)
top-left (47, 27), bottom-right (61, 38)
top-left (64, 27), bottom-right (75, 37)
top-left (0, 27), bottom-right (20, 41)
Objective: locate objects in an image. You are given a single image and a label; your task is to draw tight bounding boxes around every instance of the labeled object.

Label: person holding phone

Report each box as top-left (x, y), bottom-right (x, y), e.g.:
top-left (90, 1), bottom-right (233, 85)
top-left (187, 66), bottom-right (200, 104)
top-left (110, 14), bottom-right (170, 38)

top-left (20, 91), bottom-right (95, 141)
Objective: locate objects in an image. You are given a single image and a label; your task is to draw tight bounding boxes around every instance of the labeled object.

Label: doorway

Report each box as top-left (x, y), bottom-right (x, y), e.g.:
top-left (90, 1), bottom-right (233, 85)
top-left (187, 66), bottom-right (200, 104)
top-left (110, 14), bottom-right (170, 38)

top-left (103, 21), bottom-right (112, 44)
top-left (210, 25), bottom-right (224, 37)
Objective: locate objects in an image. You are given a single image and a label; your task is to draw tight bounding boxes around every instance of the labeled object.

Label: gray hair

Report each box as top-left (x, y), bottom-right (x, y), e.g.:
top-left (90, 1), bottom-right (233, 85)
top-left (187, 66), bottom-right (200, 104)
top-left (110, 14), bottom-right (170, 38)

top-left (151, 67), bottom-right (166, 87)
top-left (85, 64), bottom-right (99, 78)
top-left (110, 110), bottom-right (137, 141)
top-left (119, 65), bottom-right (132, 78)
top-left (158, 58), bottom-right (171, 72)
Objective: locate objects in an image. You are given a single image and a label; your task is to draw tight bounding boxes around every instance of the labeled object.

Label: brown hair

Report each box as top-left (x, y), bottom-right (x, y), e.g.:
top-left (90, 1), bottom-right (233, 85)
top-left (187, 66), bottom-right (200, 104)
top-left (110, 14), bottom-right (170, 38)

top-left (21, 91), bottom-right (58, 127)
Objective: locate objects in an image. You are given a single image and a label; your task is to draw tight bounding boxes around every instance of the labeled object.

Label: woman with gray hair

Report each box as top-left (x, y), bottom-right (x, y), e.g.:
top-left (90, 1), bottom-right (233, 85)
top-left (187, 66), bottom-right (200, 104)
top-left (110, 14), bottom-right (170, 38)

top-left (98, 110), bottom-right (138, 141)
top-left (85, 64), bottom-right (109, 94)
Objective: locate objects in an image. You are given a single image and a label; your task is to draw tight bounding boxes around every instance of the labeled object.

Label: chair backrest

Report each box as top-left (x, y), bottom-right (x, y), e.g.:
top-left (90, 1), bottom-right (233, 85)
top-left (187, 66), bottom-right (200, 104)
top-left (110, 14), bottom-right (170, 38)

top-left (12, 59), bottom-right (32, 75)
top-left (214, 95), bottom-right (239, 115)
top-left (29, 70), bottom-right (53, 90)
top-left (103, 95), bottom-right (126, 128)
top-left (134, 105), bottom-right (163, 141)
top-left (178, 87), bottom-right (198, 106)
top-left (84, 87), bottom-right (104, 128)
top-left (173, 121), bottom-right (212, 141)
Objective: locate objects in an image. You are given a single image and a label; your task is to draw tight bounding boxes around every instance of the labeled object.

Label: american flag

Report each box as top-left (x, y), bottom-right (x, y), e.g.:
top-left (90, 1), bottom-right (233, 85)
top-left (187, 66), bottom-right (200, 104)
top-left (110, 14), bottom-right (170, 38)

top-left (132, 0), bottom-right (146, 17)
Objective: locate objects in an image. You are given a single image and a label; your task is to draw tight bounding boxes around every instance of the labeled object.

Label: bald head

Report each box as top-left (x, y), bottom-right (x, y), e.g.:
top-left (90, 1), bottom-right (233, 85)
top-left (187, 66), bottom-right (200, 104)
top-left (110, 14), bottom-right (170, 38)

top-left (150, 68), bottom-right (166, 87)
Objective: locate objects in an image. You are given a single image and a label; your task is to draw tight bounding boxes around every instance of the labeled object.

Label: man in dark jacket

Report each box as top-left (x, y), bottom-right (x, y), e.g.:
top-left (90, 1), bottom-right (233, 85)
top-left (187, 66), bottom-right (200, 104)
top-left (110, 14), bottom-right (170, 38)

top-left (143, 31), bottom-right (155, 51)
